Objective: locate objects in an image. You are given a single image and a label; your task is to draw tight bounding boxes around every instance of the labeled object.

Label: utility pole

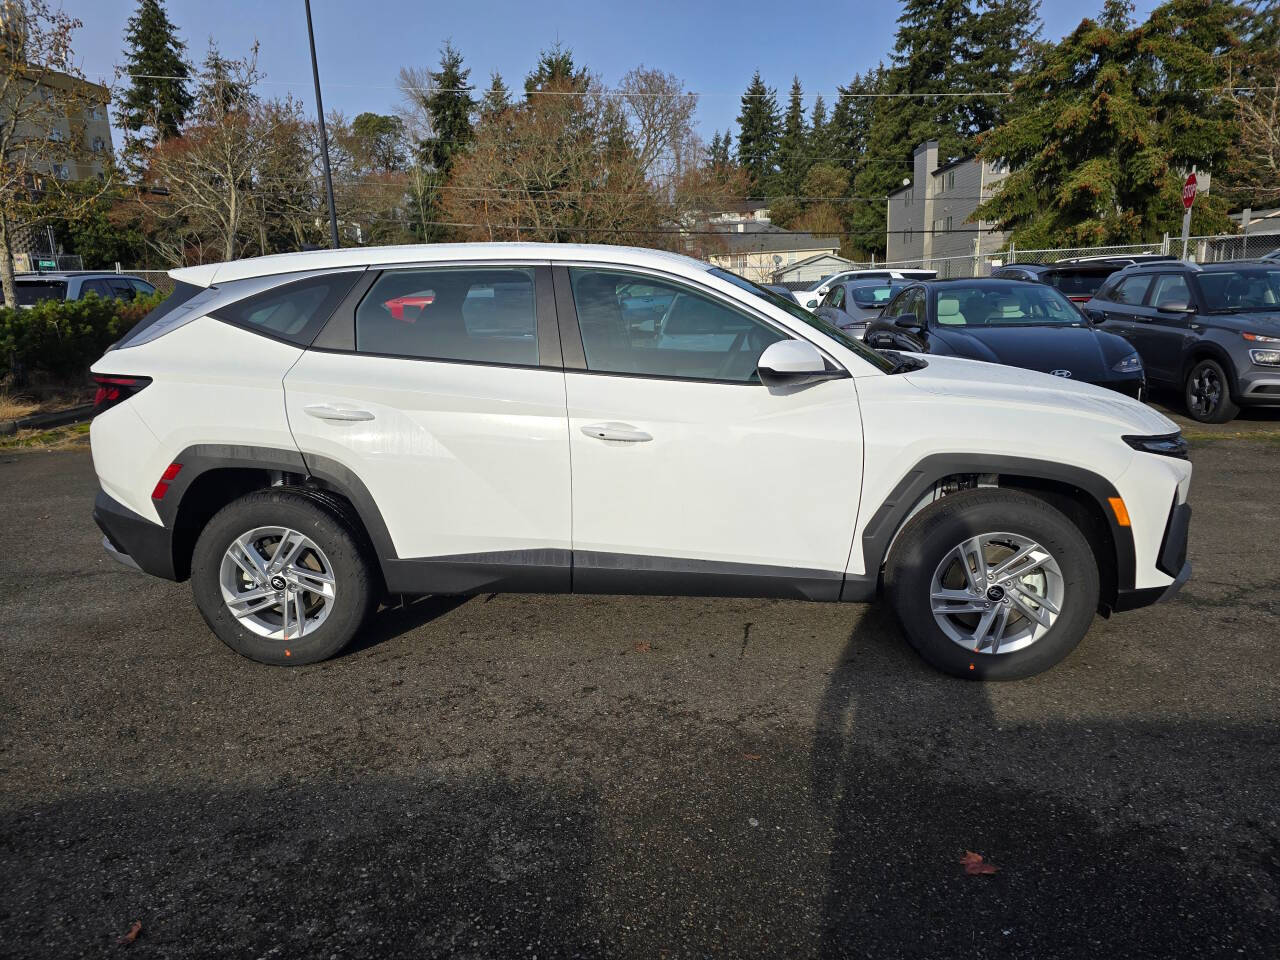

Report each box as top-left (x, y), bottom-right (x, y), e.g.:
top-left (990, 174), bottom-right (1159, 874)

top-left (305, 0), bottom-right (340, 249)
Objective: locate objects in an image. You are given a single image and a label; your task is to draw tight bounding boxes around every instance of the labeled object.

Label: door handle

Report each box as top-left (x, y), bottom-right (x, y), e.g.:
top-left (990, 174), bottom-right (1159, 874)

top-left (581, 422), bottom-right (652, 443)
top-left (303, 404), bottom-right (375, 422)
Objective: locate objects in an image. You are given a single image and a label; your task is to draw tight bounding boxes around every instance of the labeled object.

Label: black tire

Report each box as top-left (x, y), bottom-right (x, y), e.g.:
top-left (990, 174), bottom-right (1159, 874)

top-left (190, 489), bottom-right (375, 666)
top-left (1184, 357), bottom-right (1239, 424)
top-left (884, 489), bottom-right (1100, 681)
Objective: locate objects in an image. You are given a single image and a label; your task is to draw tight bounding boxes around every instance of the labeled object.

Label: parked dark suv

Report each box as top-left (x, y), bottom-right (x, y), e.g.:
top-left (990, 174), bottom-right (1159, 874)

top-left (994, 255), bottom-right (1177, 304)
top-left (1081, 260), bottom-right (1280, 422)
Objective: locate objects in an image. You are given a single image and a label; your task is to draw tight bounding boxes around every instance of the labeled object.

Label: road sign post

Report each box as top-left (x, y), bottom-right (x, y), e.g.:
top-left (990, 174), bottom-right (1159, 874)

top-left (1180, 172), bottom-right (1197, 261)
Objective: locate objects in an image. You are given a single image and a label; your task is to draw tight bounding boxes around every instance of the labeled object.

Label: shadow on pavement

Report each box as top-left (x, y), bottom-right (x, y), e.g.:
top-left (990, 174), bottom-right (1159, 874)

top-left (1, 775), bottom-right (601, 959)
top-left (809, 607), bottom-right (1278, 959)
top-left (340, 594), bottom-right (472, 658)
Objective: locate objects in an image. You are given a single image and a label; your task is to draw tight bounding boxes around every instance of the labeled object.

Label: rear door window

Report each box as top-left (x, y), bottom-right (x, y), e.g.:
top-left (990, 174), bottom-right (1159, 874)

top-left (1109, 274), bottom-right (1154, 306)
top-left (355, 267), bottom-right (538, 365)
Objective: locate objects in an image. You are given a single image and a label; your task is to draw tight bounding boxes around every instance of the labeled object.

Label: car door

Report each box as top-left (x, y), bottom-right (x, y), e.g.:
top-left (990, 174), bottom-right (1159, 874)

top-left (867, 286), bottom-right (925, 350)
top-left (284, 263), bottom-right (572, 589)
top-left (1089, 273), bottom-right (1152, 344)
top-left (1129, 272), bottom-right (1196, 384)
top-left (555, 264), bottom-right (864, 599)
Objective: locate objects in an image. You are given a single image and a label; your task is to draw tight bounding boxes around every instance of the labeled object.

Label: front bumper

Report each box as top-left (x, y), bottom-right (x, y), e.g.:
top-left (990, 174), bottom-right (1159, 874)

top-left (1111, 499), bottom-right (1191, 612)
top-left (93, 488), bottom-right (179, 580)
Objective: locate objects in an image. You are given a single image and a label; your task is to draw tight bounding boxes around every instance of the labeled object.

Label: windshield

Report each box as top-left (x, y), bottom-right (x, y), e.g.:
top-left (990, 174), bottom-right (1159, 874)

top-left (849, 284), bottom-right (899, 307)
top-left (15, 280), bottom-right (67, 305)
top-left (934, 282), bottom-right (1083, 326)
top-left (1197, 268), bottom-right (1280, 312)
top-left (710, 268), bottom-right (896, 373)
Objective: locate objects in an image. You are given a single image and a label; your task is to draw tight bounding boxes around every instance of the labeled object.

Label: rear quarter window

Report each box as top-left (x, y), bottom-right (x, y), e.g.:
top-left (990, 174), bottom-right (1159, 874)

top-left (15, 280), bottom-right (67, 305)
top-left (211, 272), bottom-right (362, 345)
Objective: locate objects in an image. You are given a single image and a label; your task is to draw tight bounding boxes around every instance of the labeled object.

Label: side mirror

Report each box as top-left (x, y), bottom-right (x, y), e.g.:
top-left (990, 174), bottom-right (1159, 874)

top-left (892, 314), bottom-right (924, 331)
top-left (1156, 300), bottom-right (1192, 314)
top-left (757, 339), bottom-right (844, 387)
top-left (804, 299), bottom-right (819, 309)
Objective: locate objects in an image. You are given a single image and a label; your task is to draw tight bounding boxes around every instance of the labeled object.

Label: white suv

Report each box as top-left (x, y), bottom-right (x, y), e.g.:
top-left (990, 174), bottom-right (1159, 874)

top-left (90, 243), bottom-right (1192, 679)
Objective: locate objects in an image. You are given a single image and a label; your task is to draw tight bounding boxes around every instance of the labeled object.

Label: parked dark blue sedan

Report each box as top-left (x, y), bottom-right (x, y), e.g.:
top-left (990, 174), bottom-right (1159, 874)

top-left (864, 278), bottom-right (1147, 398)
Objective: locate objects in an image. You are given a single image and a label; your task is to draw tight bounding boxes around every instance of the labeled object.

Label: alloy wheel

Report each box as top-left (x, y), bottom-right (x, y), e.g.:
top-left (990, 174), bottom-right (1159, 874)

top-left (1187, 364), bottom-right (1223, 418)
top-left (218, 526), bottom-right (337, 641)
top-left (930, 532), bottom-right (1064, 655)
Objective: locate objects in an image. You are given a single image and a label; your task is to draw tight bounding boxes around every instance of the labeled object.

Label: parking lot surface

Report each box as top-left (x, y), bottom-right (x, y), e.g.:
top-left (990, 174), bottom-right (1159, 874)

top-left (1, 426), bottom-right (1278, 958)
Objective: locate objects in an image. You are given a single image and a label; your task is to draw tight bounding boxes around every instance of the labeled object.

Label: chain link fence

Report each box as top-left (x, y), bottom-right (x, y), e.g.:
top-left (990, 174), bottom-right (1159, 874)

top-left (773, 233), bottom-right (1278, 284)
top-left (114, 269), bottom-right (176, 297)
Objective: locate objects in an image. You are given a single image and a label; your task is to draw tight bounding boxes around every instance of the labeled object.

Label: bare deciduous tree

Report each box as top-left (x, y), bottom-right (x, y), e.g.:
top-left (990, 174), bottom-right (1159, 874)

top-left (0, 1), bottom-right (113, 305)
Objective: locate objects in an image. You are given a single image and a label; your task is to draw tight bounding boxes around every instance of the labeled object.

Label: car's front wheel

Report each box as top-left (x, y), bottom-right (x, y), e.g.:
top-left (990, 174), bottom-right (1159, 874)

top-left (1184, 357), bottom-right (1239, 423)
top-left (885, 489), bottom-right (1100, 680)
top-left (191, 489), bottom-right (375, 665)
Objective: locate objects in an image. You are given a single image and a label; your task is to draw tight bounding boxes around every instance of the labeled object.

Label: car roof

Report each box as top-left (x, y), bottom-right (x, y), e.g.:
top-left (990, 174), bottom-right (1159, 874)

top-left (1120, 259), bottom-right (1275, 275)
top-left (169, 242), bottom-right (713, 288)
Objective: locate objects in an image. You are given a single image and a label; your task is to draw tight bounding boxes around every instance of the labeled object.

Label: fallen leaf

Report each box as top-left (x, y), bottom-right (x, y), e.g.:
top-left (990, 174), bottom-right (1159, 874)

top-left (743, 753), bottom-right (762, 761)
top-left (118, 921), bottom-right (142, 945)
top-left (633, 642), bottom-right (651, 653)
top-left (961, 851), bottom-right (999, 875)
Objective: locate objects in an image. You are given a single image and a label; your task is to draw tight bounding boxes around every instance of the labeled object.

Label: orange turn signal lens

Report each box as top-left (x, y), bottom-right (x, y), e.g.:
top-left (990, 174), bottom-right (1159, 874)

top-left (1108, 497), bottom-right (1131, 527)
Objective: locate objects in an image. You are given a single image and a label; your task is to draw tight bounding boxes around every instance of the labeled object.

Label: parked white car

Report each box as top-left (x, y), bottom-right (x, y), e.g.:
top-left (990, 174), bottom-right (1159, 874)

top-left (90, 243), bottom-right (1191, 679)
top-left (799, 268), bottom-right (938, 308)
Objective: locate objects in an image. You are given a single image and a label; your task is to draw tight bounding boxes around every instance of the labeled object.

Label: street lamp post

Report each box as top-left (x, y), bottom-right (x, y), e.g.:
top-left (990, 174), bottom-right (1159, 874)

top-left (304, 0), bottom-right (340, 249)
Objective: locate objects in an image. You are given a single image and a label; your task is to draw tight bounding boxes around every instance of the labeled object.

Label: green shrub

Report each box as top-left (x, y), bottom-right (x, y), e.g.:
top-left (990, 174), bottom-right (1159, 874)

top-left (0, 289), bottom-right (168, 382)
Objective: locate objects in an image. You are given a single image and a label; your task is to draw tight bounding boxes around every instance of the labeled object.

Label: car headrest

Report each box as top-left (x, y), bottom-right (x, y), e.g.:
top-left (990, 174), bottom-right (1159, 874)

top-left (937, 297), bottom-right (963, 324)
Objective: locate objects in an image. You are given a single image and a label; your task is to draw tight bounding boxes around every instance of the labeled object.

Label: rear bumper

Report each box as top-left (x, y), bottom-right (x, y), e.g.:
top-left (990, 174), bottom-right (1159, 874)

top-left (93, 488), bottom-right (179, 580)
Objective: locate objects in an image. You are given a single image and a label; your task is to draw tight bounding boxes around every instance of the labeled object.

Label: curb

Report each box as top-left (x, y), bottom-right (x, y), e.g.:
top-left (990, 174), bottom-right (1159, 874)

top-left (0, 404), bottom-right (94, 436)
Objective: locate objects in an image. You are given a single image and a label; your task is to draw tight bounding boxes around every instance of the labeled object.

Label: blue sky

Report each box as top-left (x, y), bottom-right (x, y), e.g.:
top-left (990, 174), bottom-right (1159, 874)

top-left (71, 0), bottom-right (1161, 143)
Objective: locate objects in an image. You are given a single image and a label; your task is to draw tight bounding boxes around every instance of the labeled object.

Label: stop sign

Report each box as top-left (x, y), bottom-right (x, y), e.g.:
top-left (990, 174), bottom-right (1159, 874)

top-left (1182, 173), bottom-right (1198, 210)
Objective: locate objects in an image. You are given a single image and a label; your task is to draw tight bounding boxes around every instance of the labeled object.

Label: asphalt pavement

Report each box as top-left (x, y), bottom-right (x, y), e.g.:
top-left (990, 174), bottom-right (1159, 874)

top-left (1, 432), bottom-right (1277, 959)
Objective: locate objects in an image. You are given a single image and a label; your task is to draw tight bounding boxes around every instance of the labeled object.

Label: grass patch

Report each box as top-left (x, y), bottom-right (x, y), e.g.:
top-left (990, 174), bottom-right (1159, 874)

top-left (0, 391), bottom-right (39, 421)
top-left (0, 421), bottom-right (91, 451)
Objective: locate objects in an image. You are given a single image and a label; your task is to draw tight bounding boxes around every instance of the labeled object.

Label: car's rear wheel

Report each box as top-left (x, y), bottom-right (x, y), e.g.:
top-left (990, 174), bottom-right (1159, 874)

top-left (191, 490), bottom-right (374, 665)
top-left (885, 489), bottom-right (1100, 680)
top-left (1184, 357), bottom-right (1239, 423)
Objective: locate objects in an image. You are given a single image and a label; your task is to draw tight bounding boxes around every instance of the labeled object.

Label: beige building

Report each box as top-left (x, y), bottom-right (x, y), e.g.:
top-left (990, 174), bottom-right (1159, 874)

top-left (885, 140), bottom-right (1008, 276)
top-left (704, 221), bottom-right (841, 284)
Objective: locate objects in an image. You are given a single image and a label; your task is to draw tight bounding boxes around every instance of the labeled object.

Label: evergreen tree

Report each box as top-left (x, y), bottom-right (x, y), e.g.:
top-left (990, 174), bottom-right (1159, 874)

top-left (479, 71), bottom-right (512, 121)
top-left (735, 71), bottom-right (780, 194)
top-left (849, 0), bottom-right (973, 253)
top-left (808, 94), bottom-right (833, 162)
top-left (525, 43), bottom-right (588, 96)
top-left (974, 0), bottom-right (1243, 246)
top-left (829, 65), bottom-right (885, 173)
top-left (961, 0), bottom-right (1042, 136)
top-left (419, 41), bottom-right (476, 174)
top-left (117, 0), bottom-right (193, 144)
top-left (200, 40), bottom-right (255, 116)
top-left (774, 76), bottom-right (810, 197)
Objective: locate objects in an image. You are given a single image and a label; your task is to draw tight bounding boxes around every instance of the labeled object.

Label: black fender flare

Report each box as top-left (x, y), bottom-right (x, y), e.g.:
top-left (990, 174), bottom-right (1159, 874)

top-left (852, 453), bottom-right (1136, 599)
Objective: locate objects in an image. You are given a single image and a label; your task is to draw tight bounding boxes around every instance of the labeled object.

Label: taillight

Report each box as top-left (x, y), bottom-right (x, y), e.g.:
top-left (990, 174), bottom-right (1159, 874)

top-left (92, 374), bottom-right (151, 415)
top-left (151, 462), bottom-right (182, 500)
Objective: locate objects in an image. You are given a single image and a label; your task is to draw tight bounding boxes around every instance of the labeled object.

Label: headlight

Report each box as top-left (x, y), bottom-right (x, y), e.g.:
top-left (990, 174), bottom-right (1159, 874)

top-left (1249, 348), bottom-right (1280, 366)
top-left (1112, 352), bottom-right (1143, 373)
top-left (1123, 433), bottom-right (1189, 459)
top-left (1242, 332), bottom-right (1280, 344)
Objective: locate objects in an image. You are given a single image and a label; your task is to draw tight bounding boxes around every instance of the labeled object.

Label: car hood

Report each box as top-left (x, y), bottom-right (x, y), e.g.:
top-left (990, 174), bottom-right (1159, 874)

top-left (901, 353), bottom-right (1177, 435)
top-left (930, 324), bottom-right (1129, 379)
top-left (1211, 310), bottom-right (1280, 333)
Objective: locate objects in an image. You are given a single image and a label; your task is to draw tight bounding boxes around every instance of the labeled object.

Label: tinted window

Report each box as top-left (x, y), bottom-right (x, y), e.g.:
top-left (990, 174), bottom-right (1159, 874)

top-left (130, 279), bottom-right (156, 296)
top-left (571, 268), bottom-right (785, 382)
top-left (849, 284), bottom-right (897, 307)
top-left (14, 280), bottom-right (67, 305)
top-left (934, 284), bottom-right (1081, 325)
top-left (1148, 274), bottom-right (1192, 309)
top-left (1045, 268), bottom-right (1113, 298)
top-left (108, 277), bottom-right (137, 300)
top-left (1110, 274), bottom-right (1154, 306)
top-left (827, 286), bottom-right (845, 309)
top-left (215, 272), bottom-right (360, 345)
top-left (1197, 268), bottom-right (1280, 312)
top-left (80, 278), bottom-right (115, 300)
top-left (356, 267), bottom-right (538, 364)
